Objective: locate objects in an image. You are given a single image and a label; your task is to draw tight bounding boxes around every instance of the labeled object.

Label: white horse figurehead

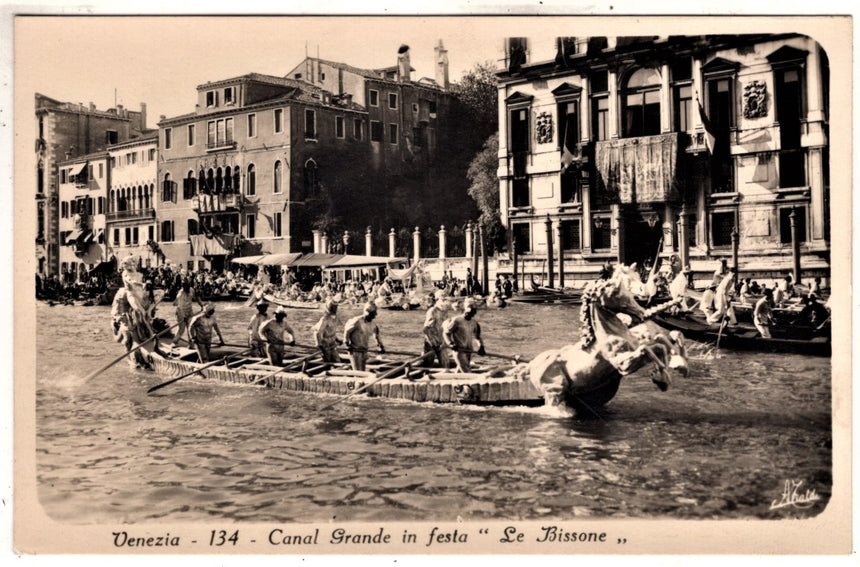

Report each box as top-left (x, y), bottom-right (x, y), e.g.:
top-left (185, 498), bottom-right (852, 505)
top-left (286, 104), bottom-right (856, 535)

top-left (528, 264), bottom-right (690, 412)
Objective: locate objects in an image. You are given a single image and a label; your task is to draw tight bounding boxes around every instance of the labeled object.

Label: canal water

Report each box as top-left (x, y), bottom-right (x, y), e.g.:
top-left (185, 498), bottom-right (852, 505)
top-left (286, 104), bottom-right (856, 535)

top-left (35, 300), bottom-right (832, 523)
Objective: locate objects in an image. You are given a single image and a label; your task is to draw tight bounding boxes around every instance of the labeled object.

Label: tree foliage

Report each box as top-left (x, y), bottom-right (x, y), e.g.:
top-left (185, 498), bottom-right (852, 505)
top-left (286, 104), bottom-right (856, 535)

top-left (453, 61), bottom-right (499, 141)
top-left (466, 132), bottom-right (504, 250)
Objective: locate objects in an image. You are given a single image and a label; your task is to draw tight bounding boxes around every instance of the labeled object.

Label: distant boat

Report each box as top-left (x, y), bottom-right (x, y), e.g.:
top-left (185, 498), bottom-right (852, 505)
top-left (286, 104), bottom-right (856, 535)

top-left (652, 311), bottom-right (831, 357)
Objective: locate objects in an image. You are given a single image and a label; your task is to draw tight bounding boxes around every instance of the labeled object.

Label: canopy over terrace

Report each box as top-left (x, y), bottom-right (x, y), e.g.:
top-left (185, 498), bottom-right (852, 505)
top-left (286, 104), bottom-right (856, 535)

top-left (325, 254), bottom-right (408, 282)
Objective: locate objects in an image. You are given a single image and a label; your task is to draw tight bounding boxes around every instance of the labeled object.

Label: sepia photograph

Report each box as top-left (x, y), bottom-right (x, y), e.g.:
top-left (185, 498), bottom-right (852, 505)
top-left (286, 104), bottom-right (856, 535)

top-left (10, 11), bottom-right (853, 558)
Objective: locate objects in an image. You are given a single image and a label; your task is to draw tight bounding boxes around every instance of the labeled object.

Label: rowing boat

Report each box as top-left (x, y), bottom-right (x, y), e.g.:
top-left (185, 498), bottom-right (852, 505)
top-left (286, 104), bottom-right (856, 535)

top-left (652, 311), bottom-right (831, 357)
top-left (142, 343), bottom-right (546, 405)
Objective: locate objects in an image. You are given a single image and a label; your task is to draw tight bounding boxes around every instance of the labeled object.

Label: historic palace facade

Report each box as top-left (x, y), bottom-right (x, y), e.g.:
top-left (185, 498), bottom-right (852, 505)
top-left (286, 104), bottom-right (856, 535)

top-left (496, 35), bottom-right (829, 285)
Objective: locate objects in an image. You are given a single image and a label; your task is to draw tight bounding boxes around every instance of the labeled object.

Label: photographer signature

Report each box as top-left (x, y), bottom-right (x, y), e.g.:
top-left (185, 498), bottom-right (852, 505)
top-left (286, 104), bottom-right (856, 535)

top-left (770, 480), bottom-right (821, 511)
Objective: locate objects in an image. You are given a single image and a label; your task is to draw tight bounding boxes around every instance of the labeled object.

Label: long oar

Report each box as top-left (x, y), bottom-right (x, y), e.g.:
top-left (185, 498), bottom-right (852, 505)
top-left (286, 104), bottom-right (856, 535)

top-left (82, 313), bottom-right (200, 383)
top-left (321, 351), bottom-right (435, 410)
top-left (147, 348), bottom-right (253, 394)
top-left (715, 316), bottom-right (729, 352)
top-left (481, 351), bottom-right (529, 364)
top-left (250, 352), bottom-right (322, 386)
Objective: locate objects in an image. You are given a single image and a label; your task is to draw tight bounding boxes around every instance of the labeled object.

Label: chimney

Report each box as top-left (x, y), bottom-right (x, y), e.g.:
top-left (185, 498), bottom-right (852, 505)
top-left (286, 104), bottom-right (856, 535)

top-left (397, 44), bottom-right (411, 82)
top-left (139, 102), bottom-right (147, 130)
top-left (89, 102), bottom-right (96, 111)
top-left (117, 104), bottom-right (124, 117)
top-left (435, 39), bottom-right (449, 89)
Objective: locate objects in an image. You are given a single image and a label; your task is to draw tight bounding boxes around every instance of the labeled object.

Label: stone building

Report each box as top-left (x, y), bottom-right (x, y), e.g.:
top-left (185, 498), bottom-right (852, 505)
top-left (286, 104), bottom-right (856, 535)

top-left (56, 154), bottom-right (110, 282)
top-left (35, 94), bottom-right (147, 277)
top-left (106, 134), bottom-right (160, 268)
top-left (156, 43), bottom-right (459, 270)
top-left (496, 35), bottom-right (829, 286)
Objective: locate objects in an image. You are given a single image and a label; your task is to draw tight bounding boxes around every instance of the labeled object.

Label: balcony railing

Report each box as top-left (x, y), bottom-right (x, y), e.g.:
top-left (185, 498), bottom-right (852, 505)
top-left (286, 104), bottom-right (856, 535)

top-left (106, 208), bottom-right (155, 221)
top-left (206, 138), bottom-right (237, 151)
top-left (194, 193), bottom-right (243, 213)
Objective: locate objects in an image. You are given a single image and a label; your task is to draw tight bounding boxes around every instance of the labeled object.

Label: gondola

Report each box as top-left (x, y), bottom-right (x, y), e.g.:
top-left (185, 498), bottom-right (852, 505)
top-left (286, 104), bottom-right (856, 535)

top-left (652, 311), bottom-right (831, 357)
top-left (262, 293), bottom-right (322, 310)
top-left (141, 343), bottom-right (545, 406)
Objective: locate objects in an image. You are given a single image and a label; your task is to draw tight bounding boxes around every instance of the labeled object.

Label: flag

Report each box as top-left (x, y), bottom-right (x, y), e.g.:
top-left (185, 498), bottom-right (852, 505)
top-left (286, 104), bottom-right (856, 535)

top-left (697, 97), bottom-right (716, 155)
top-left (560, 113), bottom-right (576, 172)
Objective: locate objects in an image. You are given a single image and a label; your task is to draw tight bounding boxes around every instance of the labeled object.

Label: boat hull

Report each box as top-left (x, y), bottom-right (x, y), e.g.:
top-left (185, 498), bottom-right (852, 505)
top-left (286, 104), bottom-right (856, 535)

top-left (144, 346), bottom-right (545, 405)
top-left (653, 313), bottom-right (831, 357)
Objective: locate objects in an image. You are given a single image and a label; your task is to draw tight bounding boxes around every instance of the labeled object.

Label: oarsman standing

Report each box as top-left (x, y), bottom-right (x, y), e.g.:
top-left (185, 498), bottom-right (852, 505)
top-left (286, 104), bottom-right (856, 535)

top-left (343, 302), bottom-right (385, 371)
top-left (171, 281), bottom-right (202, 347)
top-left (422, 290), bottom-right (450, 368)
top-left (312, 299), bottom-right (342, 363)
top-left (247, 300), bottom-right (270, 357)
top-left (111, 283), bottom-right (150, 369)
top-left (258, 306), bottom-right (296, 366)
top-left (189, 303), bottom-right (225, 363)
top-left (753, 288), bottom-right (775, 338)
top-left (443, 298), bottom-right (485, 373)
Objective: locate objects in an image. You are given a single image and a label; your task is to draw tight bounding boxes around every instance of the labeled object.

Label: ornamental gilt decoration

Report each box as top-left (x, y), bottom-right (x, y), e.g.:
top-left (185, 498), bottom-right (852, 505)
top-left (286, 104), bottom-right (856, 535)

top-left (536, 112), bottom-right (553, 144)
top-left (743, 80), bottom-right (768, 119)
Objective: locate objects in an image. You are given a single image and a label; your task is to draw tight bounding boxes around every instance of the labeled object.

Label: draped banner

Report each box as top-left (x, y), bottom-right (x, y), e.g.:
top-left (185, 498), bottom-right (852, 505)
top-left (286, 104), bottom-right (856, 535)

top-left (594, 133), bottom-right (680, 203)
top-left (190, 233), bottom-right (236, 256)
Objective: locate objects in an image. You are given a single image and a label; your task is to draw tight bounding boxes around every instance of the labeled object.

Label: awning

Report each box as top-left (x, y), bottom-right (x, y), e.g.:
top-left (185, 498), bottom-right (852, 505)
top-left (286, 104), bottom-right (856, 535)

top-left (65, 230), bottom-right (83, 245)
top-left (88, 258), bottom-right (117, 277)
top-left (230, 254), bottom-right (268, 265)
top-left (69, 162), bottom-right (87, 177)
top-left (290, 253), bottom-right (344, 267)
top-left (256, 253), bottom-right (303, 266)
top-left (387, 263), bottom-right (421, 281)
top-left (328, 255), bottom-right (408, 268)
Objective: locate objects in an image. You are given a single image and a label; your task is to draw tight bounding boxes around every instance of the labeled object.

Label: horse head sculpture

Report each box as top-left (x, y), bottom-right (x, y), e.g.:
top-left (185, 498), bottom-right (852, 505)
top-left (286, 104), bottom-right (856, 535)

top-left (525, 264), bottom-right (690, 413)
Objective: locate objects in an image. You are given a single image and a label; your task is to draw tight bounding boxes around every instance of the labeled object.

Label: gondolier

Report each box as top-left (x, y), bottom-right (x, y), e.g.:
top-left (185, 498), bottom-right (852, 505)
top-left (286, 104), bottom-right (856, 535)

top-left (443, 298), bottom-right (484, 373)
top-left (111, 283), bottom-right (151, 370)
top-left (344, 302), bottom-right (385, 371)
top-left (259, 306), bottom-right (296, 366)
top-left (247, 300), bottom-right (269, 357)
top-left (312, 299), bottom-right (342, 363)
top-left (422, 290), bottom-right (451, 368)
top-left (189, 303), bottom-right (225, 363)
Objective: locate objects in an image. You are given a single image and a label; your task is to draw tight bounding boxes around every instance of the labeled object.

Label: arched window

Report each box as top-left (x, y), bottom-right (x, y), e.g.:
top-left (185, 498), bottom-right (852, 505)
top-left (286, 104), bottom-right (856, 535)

top-left (162, 173), bottom-right (174, 202)
top-left (247, 164), bottom-right (256, 195)
top-left (110, 190), bottom-right (115, 213)
top-left (131, 186), bottom-right (138, 210)
top-left (622, 67), bottom-right (662, 137)
top-left (119, 188), bottom-right (126, 211)
top-left (233, 166), bottom-right (241, 193)
top-left (185, 170), bottom-right (197, 199)
top-left (273, 160), bottom-right (282, 194)
top-left (144, 185), bottom-right (151, 209)
top-left (303, 159), bottom-right (318, 198)
top-left (207, 168), bottom-right (215, 194)
top-left (138, 185), bottom-right (144, 210)
top-left (224, 166), bottom-right (232, 192)
top-left (215, 167), bottom-right (224, 193)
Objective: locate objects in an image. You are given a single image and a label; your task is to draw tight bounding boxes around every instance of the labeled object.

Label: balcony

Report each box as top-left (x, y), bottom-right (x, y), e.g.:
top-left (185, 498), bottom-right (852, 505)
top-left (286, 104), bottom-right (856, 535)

top-left (106, 208), bottom-right (155, 222)
top-left (194, 193), bottom-right (243, 213)
top-left (206, 138), bottom-right (237, 152)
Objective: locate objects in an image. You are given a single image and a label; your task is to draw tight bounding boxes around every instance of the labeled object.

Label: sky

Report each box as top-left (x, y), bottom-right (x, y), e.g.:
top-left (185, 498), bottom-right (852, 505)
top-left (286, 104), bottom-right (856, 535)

top-left (15, 16), bottom-right (517, 124)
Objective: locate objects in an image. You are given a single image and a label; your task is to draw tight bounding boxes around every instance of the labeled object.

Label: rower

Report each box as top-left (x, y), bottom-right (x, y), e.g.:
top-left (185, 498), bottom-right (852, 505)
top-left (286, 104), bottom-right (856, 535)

top-left (259, 306), bottom-right (296, 366)
top-left (247, 300), bottom-right (269, 358)
top-left (443, 298), bottom-right (485, 373)
top-left (189, 303), bottom-right (226, 363)
top-left (422, 290), bottom-right (451, 369)
top-left (344, 302), bottom-right (385, 371)
top-left (312, 299), bottom-right (342, 363)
